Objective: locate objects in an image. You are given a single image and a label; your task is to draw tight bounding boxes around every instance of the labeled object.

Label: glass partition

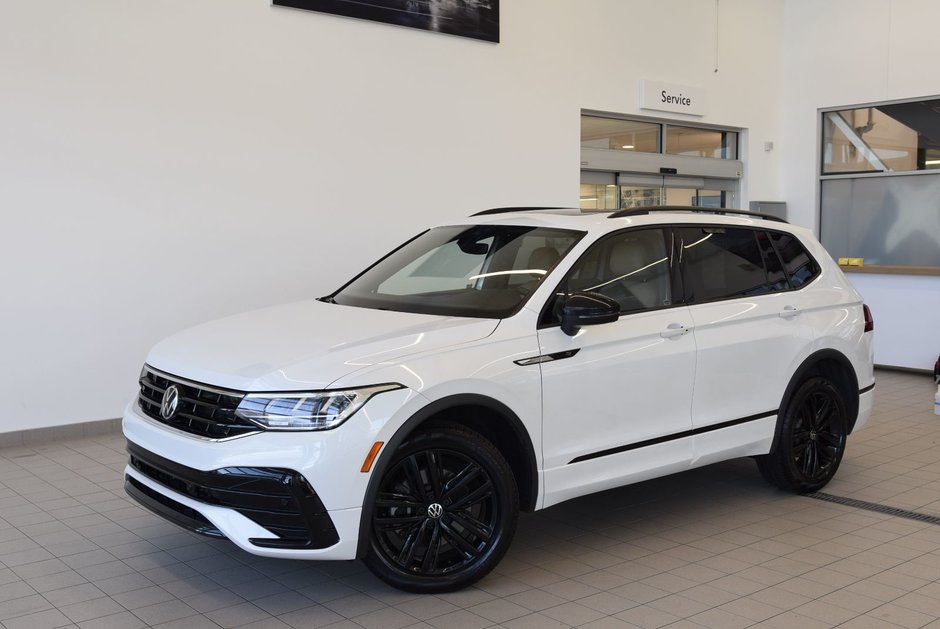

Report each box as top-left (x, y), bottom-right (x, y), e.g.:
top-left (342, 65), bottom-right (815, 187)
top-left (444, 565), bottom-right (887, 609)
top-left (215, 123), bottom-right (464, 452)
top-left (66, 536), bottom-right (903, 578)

top-left (820, 174), bottom-right (940, 267)
top-left (579, 184), bottom-right (619, 211)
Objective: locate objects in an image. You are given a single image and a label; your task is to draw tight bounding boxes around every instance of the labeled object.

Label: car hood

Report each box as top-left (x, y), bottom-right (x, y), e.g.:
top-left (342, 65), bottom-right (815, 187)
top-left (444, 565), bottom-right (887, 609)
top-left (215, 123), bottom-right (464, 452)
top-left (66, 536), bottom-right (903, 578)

top-left (145, 299), bottom-right (499, 391)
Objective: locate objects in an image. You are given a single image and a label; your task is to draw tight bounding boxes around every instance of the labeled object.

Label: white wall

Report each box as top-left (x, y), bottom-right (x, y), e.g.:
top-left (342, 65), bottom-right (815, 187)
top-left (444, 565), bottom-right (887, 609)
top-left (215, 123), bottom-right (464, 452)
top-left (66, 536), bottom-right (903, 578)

top-left (781, 0), bottom-right (940, 370)
top-left (0, 0), bottom-right (786, 432)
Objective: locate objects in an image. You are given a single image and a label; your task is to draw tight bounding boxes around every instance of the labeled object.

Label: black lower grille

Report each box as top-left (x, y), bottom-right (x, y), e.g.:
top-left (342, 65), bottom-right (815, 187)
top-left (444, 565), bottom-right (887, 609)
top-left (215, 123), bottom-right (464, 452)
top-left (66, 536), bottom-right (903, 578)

top-left (125, 475), bottom-right (224, 538)
top-left (138, 366), bottom-right (258, 439)
top-left (126, 441), bottom-right (339, 549)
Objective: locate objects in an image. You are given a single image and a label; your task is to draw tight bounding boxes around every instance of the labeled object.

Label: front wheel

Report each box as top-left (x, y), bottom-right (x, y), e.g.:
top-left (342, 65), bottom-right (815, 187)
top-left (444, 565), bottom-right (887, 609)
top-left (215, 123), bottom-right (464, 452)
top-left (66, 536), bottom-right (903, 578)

top-left (757, 377), bottom-right (848, 492)
top-left (363, 425), bottom-right (518, 593)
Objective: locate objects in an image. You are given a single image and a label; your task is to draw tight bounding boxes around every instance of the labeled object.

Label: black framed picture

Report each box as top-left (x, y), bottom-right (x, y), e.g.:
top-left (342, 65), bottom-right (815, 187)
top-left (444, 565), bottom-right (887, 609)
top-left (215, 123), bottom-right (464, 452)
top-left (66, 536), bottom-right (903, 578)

top-left (273, 0), bottom-right (499, 43)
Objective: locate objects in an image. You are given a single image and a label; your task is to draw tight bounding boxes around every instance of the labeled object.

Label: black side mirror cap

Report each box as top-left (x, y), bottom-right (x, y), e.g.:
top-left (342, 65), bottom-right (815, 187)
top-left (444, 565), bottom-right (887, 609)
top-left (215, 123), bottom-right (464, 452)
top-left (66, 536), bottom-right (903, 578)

top-left (560, 292), bottom-right (620, 336)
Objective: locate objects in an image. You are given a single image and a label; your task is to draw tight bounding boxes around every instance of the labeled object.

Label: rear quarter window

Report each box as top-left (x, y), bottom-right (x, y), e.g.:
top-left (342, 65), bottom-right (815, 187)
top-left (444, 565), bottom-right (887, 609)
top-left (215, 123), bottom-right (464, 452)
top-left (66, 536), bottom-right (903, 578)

top-left (768, 231), bottom-right (820, 288)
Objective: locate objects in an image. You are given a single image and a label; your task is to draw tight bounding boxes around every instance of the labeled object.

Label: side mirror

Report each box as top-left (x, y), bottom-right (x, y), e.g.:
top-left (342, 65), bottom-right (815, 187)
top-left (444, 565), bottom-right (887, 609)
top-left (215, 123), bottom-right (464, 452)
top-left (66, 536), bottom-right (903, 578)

top-left (561, 292), bottom-right (620, 336)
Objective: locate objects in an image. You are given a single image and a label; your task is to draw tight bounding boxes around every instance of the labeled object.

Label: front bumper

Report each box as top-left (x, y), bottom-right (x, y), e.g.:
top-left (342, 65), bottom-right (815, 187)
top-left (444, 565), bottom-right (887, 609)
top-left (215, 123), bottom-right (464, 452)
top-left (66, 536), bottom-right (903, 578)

top-left (122, 385), bottom-right (415, 560)
top-left (126, 442), bottom-right (339, 549)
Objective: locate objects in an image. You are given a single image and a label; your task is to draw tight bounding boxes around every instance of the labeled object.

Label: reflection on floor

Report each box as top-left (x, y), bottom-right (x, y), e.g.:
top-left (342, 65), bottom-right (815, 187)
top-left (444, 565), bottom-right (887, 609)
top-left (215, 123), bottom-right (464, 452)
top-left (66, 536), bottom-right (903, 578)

top-left (1, 369), bottom-right (939, 628)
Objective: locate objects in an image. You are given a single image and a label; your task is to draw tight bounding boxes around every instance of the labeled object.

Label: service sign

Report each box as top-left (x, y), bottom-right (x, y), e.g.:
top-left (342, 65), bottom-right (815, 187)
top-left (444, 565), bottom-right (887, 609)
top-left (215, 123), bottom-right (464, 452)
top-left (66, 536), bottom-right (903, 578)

top-left (639, 80), bottom-right (707, 117)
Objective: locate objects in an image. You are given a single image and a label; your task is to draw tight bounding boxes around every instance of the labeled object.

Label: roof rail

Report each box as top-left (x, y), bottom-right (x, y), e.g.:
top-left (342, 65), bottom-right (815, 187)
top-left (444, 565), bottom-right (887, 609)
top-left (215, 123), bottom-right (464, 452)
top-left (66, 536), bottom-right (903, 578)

top-left (608, 205), bottom-right (788, 224)
top-left (470, 206), bottom-right (574, 217)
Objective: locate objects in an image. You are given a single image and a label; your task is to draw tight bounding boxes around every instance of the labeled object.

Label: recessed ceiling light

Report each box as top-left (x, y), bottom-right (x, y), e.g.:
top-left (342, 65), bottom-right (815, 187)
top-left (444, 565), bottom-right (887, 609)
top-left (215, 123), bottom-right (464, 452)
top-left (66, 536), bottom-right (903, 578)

top-left (621, 145), bottom-right (635, 149)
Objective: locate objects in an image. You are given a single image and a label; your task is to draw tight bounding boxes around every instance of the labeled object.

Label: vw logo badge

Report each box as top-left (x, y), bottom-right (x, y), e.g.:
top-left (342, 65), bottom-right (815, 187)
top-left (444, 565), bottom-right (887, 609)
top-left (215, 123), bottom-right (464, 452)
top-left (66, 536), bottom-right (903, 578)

top-left (160, 385), bottom-right (180, 420)
top-left (427, 503), bottom-right (444, 519)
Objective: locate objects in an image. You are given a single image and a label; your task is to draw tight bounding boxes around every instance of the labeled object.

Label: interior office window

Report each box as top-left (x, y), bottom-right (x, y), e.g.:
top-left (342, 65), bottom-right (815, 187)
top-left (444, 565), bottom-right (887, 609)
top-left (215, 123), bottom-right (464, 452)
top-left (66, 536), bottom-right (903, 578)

top-left (580, 116), bottom-right (661, 154)
top-left (680, 227), bottom-right (775, 302)
top-left (665, 126), bottom-right (738, 159)
top-left (559, 229), bottom-right (672, 314)
top-left (821, 99), bottom-right (940, 174)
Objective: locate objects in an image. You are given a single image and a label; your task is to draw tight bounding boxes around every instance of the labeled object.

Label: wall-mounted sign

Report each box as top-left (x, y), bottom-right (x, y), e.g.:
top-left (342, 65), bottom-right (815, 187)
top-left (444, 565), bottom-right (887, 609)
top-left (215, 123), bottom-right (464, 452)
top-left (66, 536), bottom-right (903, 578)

top-left (639, 80), bottom-right (706, 117)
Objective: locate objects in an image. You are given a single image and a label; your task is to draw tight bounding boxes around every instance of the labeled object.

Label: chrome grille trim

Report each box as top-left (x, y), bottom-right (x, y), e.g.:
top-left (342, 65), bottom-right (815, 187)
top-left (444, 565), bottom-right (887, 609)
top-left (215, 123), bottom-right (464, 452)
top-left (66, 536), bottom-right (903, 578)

top-left (138, 365), bottom-right (260, 441)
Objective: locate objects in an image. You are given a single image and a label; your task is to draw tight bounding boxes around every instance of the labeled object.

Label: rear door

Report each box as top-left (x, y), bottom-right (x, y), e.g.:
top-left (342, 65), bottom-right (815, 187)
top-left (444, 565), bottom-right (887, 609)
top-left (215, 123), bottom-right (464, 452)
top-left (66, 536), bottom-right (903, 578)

top-left (677, 226), bottom-right (814, 457)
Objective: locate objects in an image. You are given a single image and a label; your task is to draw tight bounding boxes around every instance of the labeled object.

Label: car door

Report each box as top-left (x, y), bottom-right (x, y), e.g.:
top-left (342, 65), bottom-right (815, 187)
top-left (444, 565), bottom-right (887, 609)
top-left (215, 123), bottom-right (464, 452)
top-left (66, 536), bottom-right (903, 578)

top-left (677, 226), bottom-right (815, 462)
top-left (536, 227), bottom-right (696, 508)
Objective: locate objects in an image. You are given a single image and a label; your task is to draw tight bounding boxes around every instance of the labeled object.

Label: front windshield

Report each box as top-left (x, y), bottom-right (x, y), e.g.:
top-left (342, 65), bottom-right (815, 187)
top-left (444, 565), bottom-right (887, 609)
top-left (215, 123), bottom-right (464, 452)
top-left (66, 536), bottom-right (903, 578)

top-left (330, 225), bottom-right (583, 318)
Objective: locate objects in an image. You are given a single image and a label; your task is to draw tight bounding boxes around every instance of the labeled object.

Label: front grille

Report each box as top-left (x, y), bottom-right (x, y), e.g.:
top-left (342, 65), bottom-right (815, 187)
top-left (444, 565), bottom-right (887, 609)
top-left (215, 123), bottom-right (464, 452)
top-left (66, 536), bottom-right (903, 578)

top-left (138, 366), bottom-right (259, 439)
top-left (127, 441), bottom-right (340, 550)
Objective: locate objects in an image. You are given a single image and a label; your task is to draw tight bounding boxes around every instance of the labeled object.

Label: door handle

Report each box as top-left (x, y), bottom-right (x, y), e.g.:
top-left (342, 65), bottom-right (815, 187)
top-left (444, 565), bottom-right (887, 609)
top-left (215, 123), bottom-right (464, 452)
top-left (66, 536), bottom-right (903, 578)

top-left (779, 305), bottom-right (800, 319)
top-left (660, 322), bottom-right (689, 339)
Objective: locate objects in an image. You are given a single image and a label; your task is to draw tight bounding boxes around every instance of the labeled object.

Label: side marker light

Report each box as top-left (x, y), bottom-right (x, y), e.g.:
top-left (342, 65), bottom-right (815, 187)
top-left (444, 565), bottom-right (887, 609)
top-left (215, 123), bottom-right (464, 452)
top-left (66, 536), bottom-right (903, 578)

top-left (361, 442), bottom-right (384, 473)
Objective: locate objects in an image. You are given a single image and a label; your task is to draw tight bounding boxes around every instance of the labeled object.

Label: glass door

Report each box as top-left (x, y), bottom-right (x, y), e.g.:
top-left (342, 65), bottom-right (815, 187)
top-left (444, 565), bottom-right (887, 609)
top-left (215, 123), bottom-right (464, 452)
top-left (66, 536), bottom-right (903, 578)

top-left (664, 183), bottom-right (733, 208)
top-left (602, 175), bottom-right (736, 211)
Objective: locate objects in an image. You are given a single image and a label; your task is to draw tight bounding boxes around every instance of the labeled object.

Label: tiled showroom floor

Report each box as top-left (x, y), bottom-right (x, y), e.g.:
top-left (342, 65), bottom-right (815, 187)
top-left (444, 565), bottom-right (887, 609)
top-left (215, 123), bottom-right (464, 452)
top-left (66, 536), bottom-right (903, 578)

top-left (1, 369), bottom-right (939, 629)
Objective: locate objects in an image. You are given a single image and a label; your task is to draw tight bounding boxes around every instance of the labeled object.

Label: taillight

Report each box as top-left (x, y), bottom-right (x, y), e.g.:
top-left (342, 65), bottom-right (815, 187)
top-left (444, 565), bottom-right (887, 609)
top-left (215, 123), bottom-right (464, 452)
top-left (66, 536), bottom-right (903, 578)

top-left (863, 304), bottom-right (874, 333)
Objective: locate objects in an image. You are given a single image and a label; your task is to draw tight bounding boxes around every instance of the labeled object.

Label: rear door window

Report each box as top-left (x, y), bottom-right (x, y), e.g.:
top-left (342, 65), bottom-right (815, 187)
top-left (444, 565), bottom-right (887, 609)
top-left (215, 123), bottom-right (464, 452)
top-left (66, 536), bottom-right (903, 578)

top-left (679, 227), bottom-right (776, 302)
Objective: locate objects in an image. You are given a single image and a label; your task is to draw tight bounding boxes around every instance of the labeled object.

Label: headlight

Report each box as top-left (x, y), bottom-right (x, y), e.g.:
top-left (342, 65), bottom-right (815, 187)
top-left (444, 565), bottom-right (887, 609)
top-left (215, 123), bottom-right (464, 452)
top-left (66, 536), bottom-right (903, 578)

top-left (234, 383), bottom-right (404, 431)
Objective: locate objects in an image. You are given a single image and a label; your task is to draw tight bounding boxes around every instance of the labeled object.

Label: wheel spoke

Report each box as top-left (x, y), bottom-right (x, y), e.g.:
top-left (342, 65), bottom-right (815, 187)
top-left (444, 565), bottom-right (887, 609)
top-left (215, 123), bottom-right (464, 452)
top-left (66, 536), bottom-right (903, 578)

top-left (814, 396), bottom-right (833, 428)
top-left (792, 428), bottom-right (811, 448)
top-left (808, 444), bottom-right (821, 477)
top-left (439, 520), bottom-right (481, 559)
top-left (375, 515), bottom-right (425, 531)
top-left (442, 463), bottom-right (482, 501)
top-left (404, 455), bottom-right (429, 503)
top-left (446, 511), bottom-right (492, 541)
top-left (426, 450), bottom-right (444, 500)
top-left (448, 479), bottom-right (494, 511)
top-left (375, 491), bottom-right (423, 510)
top-left (421, 522), bottom-right (442, 573)
top-left (798, 406), bottom-right (814, 432)
top-left (397, 519), bottom-right (430, 567)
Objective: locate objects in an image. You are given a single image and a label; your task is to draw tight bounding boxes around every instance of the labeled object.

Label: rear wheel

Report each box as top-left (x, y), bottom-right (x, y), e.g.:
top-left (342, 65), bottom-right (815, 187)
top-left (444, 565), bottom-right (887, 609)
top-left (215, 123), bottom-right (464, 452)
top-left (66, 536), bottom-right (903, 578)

top-left (364, 425), bottom-right (518, 592)
top-left (757, 376), bottom-right (848, 492)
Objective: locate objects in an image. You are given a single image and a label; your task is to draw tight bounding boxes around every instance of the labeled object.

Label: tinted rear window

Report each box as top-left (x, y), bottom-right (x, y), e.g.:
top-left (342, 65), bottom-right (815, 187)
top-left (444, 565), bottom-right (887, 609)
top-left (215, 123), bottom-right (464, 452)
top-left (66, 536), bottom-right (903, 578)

top-left (680, 227), bottom-right (774, 302)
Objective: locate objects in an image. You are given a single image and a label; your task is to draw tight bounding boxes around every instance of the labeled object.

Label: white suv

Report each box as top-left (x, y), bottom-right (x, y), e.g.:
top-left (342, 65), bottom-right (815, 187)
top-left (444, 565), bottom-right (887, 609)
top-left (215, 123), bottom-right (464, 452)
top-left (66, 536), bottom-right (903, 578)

top-left (122, 206), bottom-right (875, 592)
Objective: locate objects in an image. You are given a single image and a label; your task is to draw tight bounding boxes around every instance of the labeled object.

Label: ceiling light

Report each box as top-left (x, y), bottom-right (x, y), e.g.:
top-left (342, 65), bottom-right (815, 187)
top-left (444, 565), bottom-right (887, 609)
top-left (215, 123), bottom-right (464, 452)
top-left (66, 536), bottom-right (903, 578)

top-left (925, 159), bottom-right (940, 165)
top-left (606, 185), bottom-right (617, 188)
top-left (621, 145), bottom-right (635, 149)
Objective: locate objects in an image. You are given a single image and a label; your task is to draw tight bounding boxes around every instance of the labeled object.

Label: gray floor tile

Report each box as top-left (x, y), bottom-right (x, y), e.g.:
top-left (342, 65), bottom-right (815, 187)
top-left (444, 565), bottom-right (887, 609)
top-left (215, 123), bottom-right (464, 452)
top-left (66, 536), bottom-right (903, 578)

top-left (0, 370), bottom-right (938, 628)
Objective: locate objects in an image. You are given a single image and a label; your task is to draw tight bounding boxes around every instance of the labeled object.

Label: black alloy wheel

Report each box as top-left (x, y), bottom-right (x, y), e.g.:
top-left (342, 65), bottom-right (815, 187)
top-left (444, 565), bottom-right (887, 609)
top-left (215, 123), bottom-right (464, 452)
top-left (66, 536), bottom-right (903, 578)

top-left (364, 425), bottom-right (518, 592)
top-left (757, 376), bottom-right (848, 492)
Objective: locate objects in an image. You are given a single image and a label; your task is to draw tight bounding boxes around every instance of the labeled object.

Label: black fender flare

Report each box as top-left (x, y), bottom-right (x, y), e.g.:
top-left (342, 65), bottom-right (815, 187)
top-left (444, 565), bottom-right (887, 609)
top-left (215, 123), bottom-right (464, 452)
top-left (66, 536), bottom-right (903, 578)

top-left (768, 349), bottom-right (860, 454)
top-left (355, 393), bottom-right (538, 559)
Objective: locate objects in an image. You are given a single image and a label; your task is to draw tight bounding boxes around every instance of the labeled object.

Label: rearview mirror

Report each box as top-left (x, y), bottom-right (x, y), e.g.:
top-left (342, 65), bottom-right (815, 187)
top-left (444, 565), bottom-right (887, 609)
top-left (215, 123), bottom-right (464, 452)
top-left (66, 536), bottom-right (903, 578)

top-left (561, 292), bottom-right (620, 336)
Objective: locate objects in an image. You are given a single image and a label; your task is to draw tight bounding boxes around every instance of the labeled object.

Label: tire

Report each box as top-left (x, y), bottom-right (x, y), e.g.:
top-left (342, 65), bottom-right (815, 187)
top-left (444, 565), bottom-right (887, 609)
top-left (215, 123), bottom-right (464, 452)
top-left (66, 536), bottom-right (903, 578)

top-left (363, 425), bottom-right (518, 593)
top-left (757, 376), bottom-right (848, 492)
